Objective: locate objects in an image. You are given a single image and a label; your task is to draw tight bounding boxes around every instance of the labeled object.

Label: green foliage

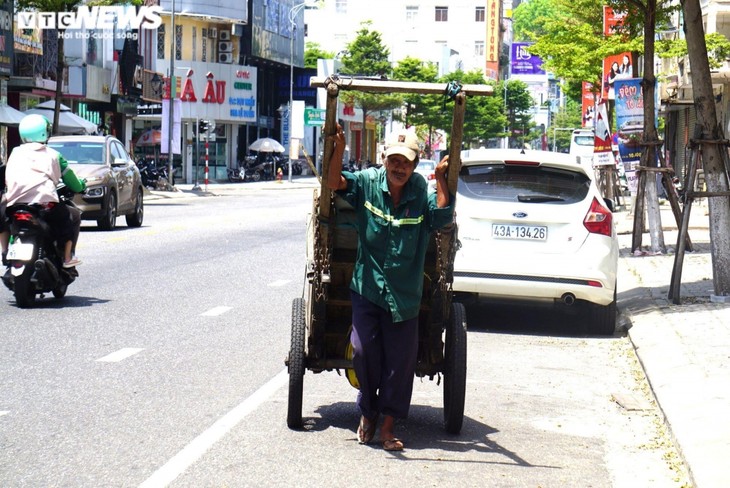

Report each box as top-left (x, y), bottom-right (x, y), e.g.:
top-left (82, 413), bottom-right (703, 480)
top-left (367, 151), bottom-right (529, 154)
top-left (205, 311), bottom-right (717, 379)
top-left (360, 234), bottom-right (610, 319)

top-left (550, 99), bottom-right (583, 152)
top-left (339, 23), bottom-right (401, 121)
top-left (304, 42), bottom-right (335, 69)
top-left (657, 32), bottom-right (730, 69)
top-left (340, 21), bottom-right (391, 78)
top-left (392, 57), bottom-right (439, 128)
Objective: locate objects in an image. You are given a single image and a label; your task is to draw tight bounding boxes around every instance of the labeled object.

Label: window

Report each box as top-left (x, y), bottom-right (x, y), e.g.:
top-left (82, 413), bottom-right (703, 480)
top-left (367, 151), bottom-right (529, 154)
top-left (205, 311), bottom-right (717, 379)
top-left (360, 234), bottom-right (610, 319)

top-left (157, 24), bottom-right (165, 59)
top-left (192, 26), bottom-right (197, 61)
top-left (475, 6), bottom-right (485, 22)
top-left (175, 24), bottom-right (182, 61)
top-left (202, 29), bottom-right (207, 62)
top-left (406, 6), bottom-right (418, 21)
top-left (435, 6), bottom-right (448, 22)
top-left (336, 0), bottom-right (347, 14)
top-left (475, 41), bottom-right (484, 56)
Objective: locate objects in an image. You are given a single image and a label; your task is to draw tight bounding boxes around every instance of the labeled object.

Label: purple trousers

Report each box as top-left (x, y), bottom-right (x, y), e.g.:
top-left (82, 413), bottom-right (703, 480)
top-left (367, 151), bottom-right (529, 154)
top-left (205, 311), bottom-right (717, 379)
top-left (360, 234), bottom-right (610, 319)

top-left (350, 291), bottom-right (419, 420)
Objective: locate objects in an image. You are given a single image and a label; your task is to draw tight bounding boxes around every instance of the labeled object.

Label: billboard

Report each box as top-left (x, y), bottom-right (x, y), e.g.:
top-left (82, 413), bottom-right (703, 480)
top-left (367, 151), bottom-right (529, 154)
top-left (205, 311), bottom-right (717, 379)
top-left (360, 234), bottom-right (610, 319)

top-left (510, 42), bottom-right (545, 76)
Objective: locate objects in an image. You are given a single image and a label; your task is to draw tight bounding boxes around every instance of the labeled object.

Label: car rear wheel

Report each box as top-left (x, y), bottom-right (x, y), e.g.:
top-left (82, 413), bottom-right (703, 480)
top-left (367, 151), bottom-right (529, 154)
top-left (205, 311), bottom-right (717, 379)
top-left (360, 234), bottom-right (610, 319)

top-left (586, 287), bottom-right (617, 336)
top-left (97, 191), bottom-right (117, 231)
top-left (125, 189), bottom-right (144, 227)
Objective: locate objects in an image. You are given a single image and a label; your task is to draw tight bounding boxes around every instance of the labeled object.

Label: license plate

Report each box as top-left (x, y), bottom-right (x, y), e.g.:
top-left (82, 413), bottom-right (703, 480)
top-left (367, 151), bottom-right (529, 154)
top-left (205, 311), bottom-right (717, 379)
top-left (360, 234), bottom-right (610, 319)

top-left (6, 241), bottom-right (34, 261)
top-left (492, 224), bottom-right (548, 241)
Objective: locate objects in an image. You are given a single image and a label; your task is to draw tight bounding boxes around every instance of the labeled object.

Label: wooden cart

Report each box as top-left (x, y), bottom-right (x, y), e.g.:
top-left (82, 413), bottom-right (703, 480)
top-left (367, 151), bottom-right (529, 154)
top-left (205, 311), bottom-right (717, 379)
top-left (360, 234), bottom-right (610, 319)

top-left (286, 76), bottom-right (493, 434)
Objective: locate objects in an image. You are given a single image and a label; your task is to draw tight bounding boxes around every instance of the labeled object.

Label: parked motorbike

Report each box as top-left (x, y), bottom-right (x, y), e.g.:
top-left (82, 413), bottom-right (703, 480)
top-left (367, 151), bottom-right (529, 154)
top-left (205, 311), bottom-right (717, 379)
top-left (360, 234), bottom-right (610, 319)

top-left (137, 159), bottom-right (162, 189)
top-left (1, 185), bottom-right (79, 308)
top-left (137, 159), bottom-right (175, 190)
top-left (275, 157), bottom-right (303, 176)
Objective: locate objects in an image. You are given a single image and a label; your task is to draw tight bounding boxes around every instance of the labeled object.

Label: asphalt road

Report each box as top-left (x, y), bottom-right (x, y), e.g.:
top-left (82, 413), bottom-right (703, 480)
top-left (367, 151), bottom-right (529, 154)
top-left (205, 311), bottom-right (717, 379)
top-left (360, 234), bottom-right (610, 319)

top-left (0, 189), bottom-right (686, 487)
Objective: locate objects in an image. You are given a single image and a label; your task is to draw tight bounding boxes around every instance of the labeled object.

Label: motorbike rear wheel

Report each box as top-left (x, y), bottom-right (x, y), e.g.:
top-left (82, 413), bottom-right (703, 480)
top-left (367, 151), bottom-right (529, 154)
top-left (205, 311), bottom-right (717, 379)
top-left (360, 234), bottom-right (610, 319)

top-left (52, 283), bottom-right (68, 299)
top-left (14, 267), bottom-right (37, 308)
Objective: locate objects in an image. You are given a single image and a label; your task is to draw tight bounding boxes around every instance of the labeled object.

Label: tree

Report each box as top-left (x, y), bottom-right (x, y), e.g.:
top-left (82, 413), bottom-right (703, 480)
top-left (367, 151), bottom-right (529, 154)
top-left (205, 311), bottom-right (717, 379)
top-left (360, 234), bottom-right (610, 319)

top-left (681, 0), bottom-right (730, 296)
top-left (392, 57), bottom-right (441, 157)
top-left (502, 79), bottom-right (537, 148)
top-left (304, 42), bottom-right (334, 69)
top-left (339, 22), bottom-right (401, 162)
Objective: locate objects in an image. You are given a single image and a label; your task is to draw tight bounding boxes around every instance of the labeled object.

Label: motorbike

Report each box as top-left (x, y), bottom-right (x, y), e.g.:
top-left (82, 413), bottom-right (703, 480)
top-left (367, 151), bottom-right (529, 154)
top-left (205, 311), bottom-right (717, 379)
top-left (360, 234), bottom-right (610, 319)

top-left (137, 159), bottom-right (175, 190)
top-left (137, 159), bottom-right (162, 189)
top-left (2, 185), bottom-right (79, 308)
top-left (275, 157), bottom-right (303, 176)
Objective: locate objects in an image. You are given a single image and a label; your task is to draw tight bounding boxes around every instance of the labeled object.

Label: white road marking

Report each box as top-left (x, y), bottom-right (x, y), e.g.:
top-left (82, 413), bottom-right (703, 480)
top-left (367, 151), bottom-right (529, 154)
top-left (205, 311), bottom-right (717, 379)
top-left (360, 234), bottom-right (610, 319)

top-left (96, 348), bottom-right (145, 363)
top-left (138, 368), bottom-right (288, 488)
top-left (0, 411), bottom-right (9, 417)
top-left (201, 306), bottom-right (232, 317)
top-left (268, 279), bottom-right (291, 287)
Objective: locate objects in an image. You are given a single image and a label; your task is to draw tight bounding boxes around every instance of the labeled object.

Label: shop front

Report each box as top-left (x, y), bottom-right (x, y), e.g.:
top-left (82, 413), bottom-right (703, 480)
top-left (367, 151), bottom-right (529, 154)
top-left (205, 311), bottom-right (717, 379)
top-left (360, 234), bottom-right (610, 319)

top-left (134, 63), bottom-right (257, 183)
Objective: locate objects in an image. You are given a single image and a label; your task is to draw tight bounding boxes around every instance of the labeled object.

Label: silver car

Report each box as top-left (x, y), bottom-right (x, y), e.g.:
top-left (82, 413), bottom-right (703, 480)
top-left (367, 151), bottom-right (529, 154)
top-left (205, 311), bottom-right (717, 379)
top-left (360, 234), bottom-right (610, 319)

top-left (48, 135), bottom-right (144, 230)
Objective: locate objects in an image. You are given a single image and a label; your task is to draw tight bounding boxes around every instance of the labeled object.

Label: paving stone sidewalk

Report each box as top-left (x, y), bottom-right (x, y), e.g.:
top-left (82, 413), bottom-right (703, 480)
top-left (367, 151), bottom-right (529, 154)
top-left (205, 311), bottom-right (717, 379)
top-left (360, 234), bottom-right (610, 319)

top-left (616, 203), bottom-right (730, 488)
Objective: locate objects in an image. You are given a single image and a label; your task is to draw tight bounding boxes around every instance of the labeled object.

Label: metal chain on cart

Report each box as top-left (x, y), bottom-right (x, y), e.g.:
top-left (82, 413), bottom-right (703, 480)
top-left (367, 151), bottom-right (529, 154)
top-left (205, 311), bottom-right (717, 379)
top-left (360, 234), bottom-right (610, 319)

top-left (311, 193), bottom-right (335, 302)
top-left (435, 220), bottom-right (460, 315)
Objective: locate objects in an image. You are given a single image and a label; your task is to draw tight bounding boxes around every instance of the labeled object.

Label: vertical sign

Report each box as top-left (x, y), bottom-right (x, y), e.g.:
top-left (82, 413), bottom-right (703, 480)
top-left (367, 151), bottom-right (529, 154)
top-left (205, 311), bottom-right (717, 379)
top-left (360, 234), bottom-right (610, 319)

top-left (582, 82), bottom-right (596, 128)
top-left (486, 0), bottom-right (499, 63)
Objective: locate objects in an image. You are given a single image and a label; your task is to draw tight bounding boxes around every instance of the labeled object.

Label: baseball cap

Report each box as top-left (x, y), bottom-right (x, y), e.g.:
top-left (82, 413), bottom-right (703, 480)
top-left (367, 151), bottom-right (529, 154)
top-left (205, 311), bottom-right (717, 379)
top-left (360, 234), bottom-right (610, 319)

top-left (384, 130), bottom-right (419, 162)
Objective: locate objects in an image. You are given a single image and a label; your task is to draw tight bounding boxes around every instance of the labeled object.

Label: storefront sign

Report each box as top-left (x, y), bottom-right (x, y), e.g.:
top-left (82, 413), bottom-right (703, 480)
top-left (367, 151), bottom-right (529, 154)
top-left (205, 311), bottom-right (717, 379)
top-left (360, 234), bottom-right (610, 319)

top-left (0, 0), bottom-right (13, 76)
top-left (304, 108), bottom-right (325, 126)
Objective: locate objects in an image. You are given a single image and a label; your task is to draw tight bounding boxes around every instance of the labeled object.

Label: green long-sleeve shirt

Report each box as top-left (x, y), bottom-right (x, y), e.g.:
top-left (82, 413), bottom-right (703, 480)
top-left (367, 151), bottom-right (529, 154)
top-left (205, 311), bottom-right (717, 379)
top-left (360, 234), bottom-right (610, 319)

top-left (338, 167), bottom-right (454, 322)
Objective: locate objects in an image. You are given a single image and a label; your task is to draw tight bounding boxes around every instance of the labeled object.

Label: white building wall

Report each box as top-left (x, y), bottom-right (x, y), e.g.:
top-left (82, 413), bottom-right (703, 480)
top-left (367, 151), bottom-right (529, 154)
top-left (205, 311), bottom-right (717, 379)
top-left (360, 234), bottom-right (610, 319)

top-left (304, 0), bottom-right (488, 76)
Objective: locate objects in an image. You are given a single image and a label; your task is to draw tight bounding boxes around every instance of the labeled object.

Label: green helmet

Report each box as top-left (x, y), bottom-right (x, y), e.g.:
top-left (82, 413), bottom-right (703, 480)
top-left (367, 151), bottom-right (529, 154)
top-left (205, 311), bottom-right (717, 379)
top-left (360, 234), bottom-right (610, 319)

top-left (19, 114), bottom-right (51, 143)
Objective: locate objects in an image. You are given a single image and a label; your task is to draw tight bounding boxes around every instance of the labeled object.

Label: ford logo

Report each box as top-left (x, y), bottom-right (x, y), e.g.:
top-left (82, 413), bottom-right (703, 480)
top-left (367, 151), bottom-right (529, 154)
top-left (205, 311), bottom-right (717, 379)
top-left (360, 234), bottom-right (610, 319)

top-left (512, 211), bottom-right (528, 218)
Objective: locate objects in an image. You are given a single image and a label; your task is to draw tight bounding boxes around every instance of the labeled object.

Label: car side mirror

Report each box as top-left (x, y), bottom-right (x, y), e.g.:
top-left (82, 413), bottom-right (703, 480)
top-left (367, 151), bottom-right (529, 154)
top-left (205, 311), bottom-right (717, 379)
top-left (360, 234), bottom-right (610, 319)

top-left (112, 157), bottom-right (127, 167)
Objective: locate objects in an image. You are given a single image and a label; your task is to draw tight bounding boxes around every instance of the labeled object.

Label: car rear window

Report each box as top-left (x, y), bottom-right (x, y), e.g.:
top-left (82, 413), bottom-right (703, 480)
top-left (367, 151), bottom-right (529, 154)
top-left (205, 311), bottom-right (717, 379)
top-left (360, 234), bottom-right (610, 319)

top-left (48, 142), bottom-right (104, 164)
top-left (458, 163), bottom-right (591, 204)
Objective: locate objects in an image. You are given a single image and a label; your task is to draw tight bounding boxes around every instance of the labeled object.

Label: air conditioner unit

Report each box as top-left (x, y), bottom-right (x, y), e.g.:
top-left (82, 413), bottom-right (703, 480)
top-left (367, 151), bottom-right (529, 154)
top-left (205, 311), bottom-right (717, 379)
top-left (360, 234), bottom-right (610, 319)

top-left (218, 41), bottom-right (233, 52)
top-left (219, 30), bottom-right (231, 41)
top-left (218, 52), bottom-right (234, 64)
top-left (208, 27), bottom-right (218, 39)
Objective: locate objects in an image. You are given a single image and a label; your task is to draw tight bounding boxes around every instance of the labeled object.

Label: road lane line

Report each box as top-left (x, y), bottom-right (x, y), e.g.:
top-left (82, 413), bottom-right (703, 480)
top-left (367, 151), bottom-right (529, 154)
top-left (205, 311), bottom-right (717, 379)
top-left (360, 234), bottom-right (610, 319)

top-left (268, 279), bottom-right (291, 287)
top-left (96, 348), bottom-right (145, 363)
top-left (138, 368), bottom-right (288, 488)
top-left (0, 411), bottom-right (9, 417)
top-left (201, 306), bottom-right (232, 317)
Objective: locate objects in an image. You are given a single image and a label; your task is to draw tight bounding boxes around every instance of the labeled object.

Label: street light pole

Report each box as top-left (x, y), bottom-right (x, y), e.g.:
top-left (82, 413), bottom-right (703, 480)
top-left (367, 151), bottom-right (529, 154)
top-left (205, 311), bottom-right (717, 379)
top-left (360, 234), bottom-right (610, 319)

top-left (288, 1), bottom-right (312, 183)
top-left (166, 0), bottom-right (176, 187)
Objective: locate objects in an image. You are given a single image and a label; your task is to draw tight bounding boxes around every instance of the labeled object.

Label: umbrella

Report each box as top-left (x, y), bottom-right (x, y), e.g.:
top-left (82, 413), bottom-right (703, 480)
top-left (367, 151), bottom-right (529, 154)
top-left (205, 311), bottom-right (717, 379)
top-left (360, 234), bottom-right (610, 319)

top-left (249, 137), bottom-right (285, 153)
top-left (0, 104), bottom-right (27, 126)
top-left (25, 101), bottom-right (98, 135)
top-left (135, 129), bottom-right (162, 146)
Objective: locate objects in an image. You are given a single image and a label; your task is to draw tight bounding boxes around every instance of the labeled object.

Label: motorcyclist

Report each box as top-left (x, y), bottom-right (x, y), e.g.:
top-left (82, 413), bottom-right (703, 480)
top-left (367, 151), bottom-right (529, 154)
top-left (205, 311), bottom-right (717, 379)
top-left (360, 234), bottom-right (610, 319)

top-left (3, 114), bottom-right (87, 268)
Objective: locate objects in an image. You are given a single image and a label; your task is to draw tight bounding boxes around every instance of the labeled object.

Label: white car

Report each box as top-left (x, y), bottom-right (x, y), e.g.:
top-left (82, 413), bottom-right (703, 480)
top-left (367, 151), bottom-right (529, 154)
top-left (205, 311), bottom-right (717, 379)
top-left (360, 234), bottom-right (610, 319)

top-left (414, 159), bottom-right (437, 188)
top-left (452, 148), bottom-right (619, 335)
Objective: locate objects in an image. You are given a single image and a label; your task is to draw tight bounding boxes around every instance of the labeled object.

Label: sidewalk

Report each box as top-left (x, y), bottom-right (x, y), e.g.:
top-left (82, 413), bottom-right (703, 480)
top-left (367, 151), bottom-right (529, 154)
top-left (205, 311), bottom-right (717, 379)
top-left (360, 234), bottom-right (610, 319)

top-left (146, 180), bottom-right (729, 485)
top-left (615, 202), bottom-right (730, 488)
top-left (144, 175), bottom-right (320, 201)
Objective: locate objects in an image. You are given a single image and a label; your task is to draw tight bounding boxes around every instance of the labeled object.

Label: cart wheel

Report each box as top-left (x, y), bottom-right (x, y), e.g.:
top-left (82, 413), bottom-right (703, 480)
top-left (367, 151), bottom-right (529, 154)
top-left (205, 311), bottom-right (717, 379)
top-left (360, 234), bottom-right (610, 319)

top-left (287, 297), bottom-right (306, 429)
top-left (443, 301), bottom-right (467, 434)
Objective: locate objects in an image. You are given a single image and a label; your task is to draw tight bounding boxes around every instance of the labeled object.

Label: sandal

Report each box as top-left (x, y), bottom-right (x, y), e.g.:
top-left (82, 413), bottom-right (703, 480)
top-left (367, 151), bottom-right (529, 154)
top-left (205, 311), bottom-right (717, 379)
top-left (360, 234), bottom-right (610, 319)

top-left (381, 438), bottom-right (404, 451)
top-left (357, 415), bottom-right (378, 445)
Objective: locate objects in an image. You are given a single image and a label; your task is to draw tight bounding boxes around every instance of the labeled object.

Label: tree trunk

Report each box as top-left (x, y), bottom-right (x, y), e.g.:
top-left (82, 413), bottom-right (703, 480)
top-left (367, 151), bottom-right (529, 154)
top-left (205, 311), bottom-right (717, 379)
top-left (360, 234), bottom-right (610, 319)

top-left (682, 0), bottom-right (730, 297)
top-left (637, 0), bottom-right (667, 253)
top-left (53, 33), bottom-right (64, 135)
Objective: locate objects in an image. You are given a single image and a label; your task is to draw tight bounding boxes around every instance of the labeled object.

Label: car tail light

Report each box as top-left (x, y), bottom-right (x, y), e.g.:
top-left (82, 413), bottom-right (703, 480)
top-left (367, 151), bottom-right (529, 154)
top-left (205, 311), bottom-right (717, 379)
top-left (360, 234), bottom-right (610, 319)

top-left (428, 173), bottom-right (435, 180)
top-left (583, 197), bottom-right (612, 236)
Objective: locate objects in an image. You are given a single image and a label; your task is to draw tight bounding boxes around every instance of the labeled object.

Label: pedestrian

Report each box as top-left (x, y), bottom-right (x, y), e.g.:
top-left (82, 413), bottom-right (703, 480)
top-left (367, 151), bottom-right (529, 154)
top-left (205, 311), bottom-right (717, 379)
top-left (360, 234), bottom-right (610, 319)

top-left (327, 125), bottom-right (454, 451)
